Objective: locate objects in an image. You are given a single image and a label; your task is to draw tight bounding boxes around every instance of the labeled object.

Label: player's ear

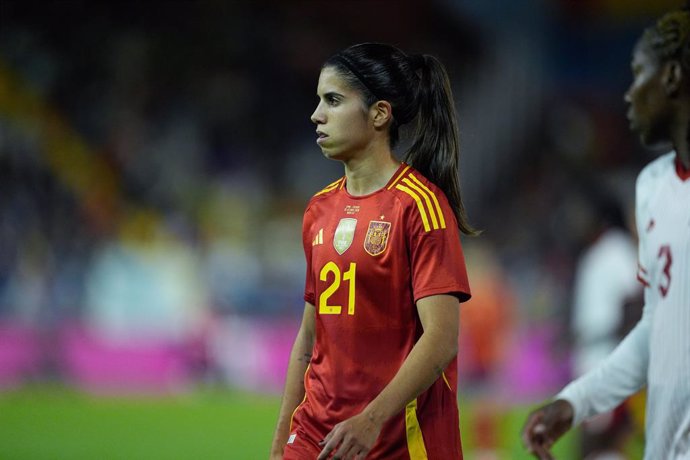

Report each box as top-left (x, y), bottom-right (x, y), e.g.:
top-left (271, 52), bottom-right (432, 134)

top-left (371, 100), bottom-right (392, 128)
top-left (662, 60), bottom-right (683, 97)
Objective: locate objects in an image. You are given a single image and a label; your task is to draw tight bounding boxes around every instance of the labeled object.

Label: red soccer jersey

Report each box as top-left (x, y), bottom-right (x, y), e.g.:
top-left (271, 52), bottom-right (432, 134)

top-left (286, 163), bottom-right (471, 460)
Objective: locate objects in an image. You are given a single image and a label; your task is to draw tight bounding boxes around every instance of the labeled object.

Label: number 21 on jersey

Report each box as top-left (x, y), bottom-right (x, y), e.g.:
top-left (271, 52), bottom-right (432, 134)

top-left (319, 262), bottom-right (356, 315)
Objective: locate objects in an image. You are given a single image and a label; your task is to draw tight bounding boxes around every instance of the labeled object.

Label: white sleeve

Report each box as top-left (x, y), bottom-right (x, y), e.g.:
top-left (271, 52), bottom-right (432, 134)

top-left (557, 290), bottom-right (650, 426)
top-left (557, 156), bottom-right (668, 427)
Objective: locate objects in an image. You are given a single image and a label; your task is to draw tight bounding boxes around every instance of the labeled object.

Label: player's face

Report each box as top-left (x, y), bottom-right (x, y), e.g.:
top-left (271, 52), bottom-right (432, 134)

top-left (311, 66), bottom-right (375, 161)
top-left (624, 45), bottom-right (673, 147)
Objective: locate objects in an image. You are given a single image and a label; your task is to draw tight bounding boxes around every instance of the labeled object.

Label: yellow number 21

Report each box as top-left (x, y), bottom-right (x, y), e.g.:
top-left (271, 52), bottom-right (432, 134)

top-left (319, 262), bottom-right (356, 315)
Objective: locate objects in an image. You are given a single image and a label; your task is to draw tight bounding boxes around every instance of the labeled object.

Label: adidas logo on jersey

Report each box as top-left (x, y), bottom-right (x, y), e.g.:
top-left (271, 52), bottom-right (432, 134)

top-left (312, 228), bottom-right (324, 246)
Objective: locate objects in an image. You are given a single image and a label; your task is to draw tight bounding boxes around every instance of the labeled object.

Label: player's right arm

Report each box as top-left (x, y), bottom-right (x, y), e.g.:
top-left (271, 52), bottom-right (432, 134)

top-left (522, 307), bottom-right (651, 459)
top-left (270, 302), bottom-right (316, 459)
top-left (523, 168), bottom-right (656, 459)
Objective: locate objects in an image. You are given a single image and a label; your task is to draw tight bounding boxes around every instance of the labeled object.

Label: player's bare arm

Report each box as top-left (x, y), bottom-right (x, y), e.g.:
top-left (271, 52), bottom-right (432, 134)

top-left (269, 302), bottom-right (315, 459)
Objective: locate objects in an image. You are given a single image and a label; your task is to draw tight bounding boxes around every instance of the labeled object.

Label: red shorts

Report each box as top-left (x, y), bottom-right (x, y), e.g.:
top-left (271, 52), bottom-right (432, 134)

top-left (282, 428), bottom-right (321, 459)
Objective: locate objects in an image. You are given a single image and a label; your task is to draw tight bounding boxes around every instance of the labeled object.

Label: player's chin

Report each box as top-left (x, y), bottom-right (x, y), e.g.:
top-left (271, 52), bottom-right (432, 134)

top-left (320, 147), bottom-right (346, 161)
top-left (320, 149), bottom-right (337, 160)
top-left (632, 123), bottom-right (652, 145)
top-left (639, 130), bottom-right (672, 150)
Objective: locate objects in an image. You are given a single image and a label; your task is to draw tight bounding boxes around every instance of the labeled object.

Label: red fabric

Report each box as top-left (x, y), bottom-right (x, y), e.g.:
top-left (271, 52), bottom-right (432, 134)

top-left (282, 430), bottom-right (321, 459)
top-left (293, 164), bottom-right (470, 459)
top-left (675, 155), bottom-right (690, 181)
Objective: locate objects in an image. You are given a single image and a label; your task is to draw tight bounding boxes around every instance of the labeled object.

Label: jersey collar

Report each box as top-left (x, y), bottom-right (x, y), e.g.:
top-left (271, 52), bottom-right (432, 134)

top-left (675, 155), bottom-right (690, 181)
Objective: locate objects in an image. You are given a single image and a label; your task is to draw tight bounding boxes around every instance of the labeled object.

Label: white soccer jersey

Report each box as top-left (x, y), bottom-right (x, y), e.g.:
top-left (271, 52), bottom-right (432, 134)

top-left (558, 152), bottom-right (690, 459)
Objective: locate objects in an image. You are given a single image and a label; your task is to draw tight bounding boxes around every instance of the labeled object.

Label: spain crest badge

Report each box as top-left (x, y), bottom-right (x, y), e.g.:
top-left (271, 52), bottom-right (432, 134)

top-left (334, 218), bottom-right (357, 255)
top-left (364, 221), bottom-right (391, 256)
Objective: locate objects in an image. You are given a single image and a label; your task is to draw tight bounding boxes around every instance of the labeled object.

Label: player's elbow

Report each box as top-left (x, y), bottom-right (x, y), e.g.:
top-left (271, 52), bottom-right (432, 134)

top-left (434, 329), bottom-right (458, 368)
top-left (448, 338), bottom-right (459, 356)
top-left (442, 338), bottom-right (458, 366)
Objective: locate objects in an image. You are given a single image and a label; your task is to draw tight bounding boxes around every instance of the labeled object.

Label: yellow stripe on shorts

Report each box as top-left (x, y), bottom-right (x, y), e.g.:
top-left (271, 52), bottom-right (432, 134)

top-left (405, 399), bottom-right (429, 460)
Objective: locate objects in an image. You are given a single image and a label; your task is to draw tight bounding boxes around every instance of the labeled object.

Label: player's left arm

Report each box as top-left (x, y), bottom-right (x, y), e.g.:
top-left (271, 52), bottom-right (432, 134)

top-left (317, 294), bottom-right (459, 460)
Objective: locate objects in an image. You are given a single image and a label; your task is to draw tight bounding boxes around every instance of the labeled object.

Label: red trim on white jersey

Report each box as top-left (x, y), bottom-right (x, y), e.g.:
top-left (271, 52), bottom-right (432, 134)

top-left (637, 263), bottom-right (650, 288)
top-left (675, 156), bottom-right (690, 181)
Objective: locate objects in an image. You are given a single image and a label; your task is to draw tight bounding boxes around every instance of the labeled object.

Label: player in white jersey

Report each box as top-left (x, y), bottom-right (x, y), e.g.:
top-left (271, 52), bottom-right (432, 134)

top-left (522, 7), bottom-right (690, 460)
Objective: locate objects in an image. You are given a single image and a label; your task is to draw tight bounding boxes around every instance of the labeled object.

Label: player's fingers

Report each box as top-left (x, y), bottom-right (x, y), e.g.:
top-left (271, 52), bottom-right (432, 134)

top-left (521, 425), bottom-right (534, 450)
top-left (521, 415), bottom-right (544, 450)
top-left (355, 445), bottom-right (371, 460)
top-left (533, 422), bottom-right (557, 449)
top-left (345, 437), bottom-right (371, 460)
top-left (531, 442), bottom-right (555, 460)
top-left (317, 429), bottom-right (342, 460)
top-left (532, 422), bottom-right (549, 437)
top-left (332, 437), bottom-right (357, 460)
top-left (319, 427), bottom-right (334, 446)
top-left (521, 412), bottom-right (541, 433)
top-left (353, 450), bottom-right (367, 460)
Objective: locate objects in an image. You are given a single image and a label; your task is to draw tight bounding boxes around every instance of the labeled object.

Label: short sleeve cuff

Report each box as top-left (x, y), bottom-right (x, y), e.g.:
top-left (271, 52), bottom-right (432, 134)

top-left (556, 383), bottom-right (586, 427)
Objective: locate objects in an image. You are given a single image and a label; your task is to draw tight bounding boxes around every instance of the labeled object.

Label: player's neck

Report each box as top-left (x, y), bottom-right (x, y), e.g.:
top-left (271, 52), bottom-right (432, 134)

top-left (343, 151), bottom-right (400, 196)
top-left (673, 104), bottom-right (690, 169)
top-left (677, 149), bottom-right (690, 170)
top-left (677, 140), bottom-right (690, 171)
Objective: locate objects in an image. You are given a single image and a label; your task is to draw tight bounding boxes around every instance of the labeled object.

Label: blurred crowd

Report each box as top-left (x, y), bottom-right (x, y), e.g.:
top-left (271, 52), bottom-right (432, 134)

top-left (0, 0), bottom-right (677, 400)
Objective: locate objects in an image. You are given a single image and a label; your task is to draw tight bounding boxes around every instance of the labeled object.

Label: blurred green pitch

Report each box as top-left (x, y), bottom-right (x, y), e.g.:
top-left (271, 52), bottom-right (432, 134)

top-left (0, 385), bottom-right (611, 459)
top-left (0, 385), bottom-right (278, 459)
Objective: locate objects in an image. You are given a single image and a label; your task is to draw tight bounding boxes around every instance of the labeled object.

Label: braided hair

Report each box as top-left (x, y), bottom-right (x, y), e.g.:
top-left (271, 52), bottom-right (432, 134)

top-left (642, 7), bottom-right (690, 71)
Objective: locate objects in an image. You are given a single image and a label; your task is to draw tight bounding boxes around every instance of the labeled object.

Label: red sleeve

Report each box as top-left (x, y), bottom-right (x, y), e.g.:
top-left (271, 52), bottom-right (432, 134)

top-left (303, 204), bottom-right (316, 305)
top-left (408, 195), bottom-right (471, 304)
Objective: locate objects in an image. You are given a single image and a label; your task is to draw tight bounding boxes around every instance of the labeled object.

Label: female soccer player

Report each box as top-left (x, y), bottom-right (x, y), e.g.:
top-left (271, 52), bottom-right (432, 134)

top-left (270, 43), bottom-right (475, 459)
top-left (522, 8), bottom-right (690, 460)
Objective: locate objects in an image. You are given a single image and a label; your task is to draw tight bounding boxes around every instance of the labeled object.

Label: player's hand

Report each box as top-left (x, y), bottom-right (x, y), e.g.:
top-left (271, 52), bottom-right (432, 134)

top-left (521, 399), bottom-right (574, 459)
top-left (317, 411), bottom-right (383, 460)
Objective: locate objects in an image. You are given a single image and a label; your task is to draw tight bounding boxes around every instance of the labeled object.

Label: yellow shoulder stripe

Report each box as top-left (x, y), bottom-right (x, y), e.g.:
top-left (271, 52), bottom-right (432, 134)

top-left (396, 184), bottom-right (431, 232)
top-left (401, 177), bottom-right (439, 230)
top-left (387, 164), bottom-right (411, 189)
top-left (409, 173), bottom-right (446, 229)
top-left (405, 399), bottom-right (429, 460)
top-left (314, 178), bottom-right (343, 197)
top-left (397, 174), bottom-right (446, 231)
top-left (326, 177), bottom-right (343, 188)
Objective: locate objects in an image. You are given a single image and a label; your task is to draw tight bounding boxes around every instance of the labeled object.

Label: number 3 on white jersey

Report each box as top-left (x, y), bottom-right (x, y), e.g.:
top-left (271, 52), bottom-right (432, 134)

top-left (658, 245), bottom-right (672, 298)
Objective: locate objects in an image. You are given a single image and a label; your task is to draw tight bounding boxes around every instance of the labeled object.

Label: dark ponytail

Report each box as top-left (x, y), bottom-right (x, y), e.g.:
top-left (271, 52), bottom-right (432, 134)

top-left (324, 43), bottom-right (478, 236)
top-left (405, 55), bottom-right (477, 236)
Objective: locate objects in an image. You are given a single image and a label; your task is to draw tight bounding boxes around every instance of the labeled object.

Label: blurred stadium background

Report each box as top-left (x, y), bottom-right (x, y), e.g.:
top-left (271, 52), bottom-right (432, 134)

top-left (0, 0), bottom-right (681, 458)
